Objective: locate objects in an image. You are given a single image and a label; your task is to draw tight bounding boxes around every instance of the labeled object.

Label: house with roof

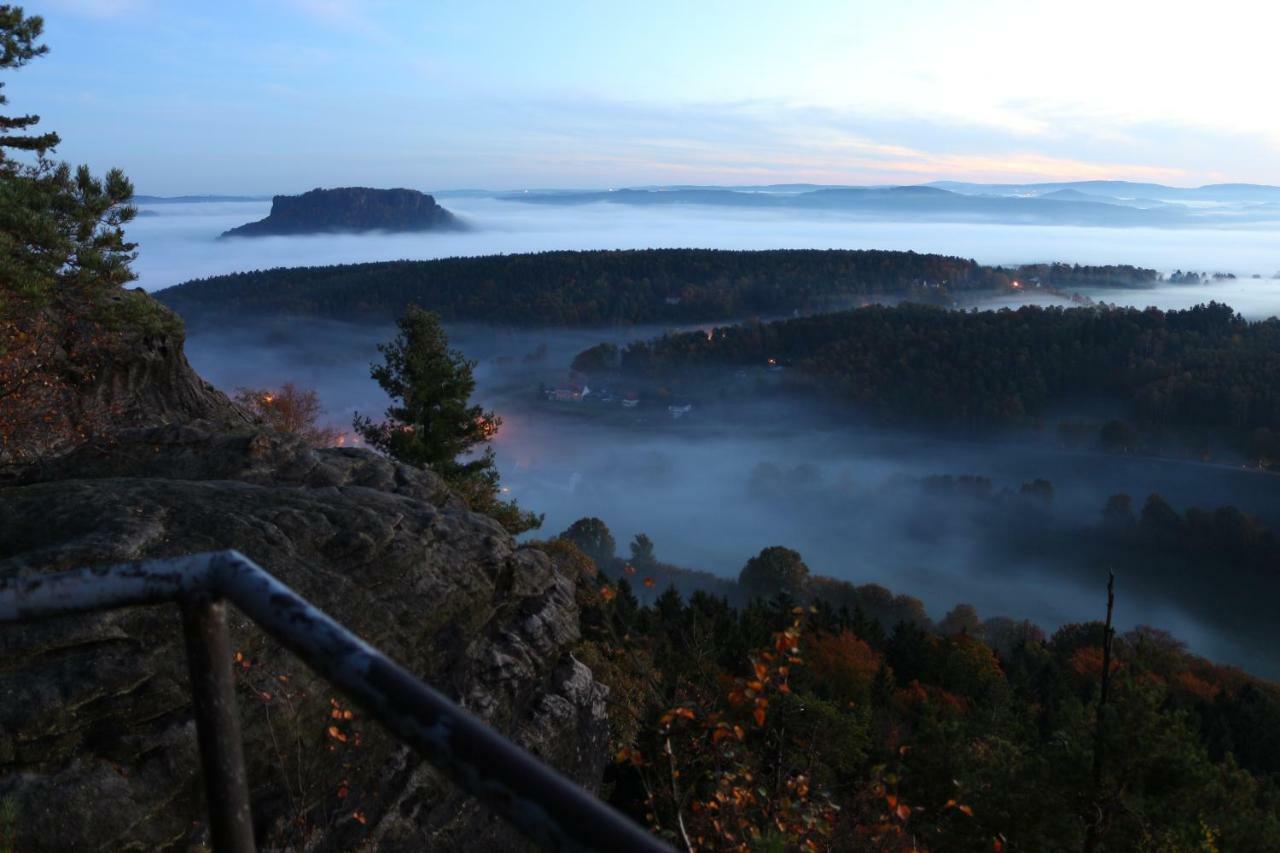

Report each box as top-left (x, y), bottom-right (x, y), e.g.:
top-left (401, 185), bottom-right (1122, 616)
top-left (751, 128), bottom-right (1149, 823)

top-left (546, 383), bottom-right (589, 402)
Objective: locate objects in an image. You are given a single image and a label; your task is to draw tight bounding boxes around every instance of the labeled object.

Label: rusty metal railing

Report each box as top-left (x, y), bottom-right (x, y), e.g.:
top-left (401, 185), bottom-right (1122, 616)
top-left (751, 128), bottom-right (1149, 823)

top-left (0, 550), bottom-right (671, 853)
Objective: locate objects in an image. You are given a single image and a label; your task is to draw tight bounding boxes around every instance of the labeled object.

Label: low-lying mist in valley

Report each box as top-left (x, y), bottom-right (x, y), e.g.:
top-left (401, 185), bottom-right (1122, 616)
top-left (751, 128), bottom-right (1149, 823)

top-left (148, 194), bottom-right (1280, 677)
top-left (186, 318), bottom-right (1280, 677)
top-left (133, 199), bottom-right (1280, 318)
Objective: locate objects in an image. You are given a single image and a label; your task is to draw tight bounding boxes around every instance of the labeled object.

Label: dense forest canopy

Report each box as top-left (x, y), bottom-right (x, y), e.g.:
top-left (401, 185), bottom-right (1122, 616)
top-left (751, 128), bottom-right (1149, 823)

top-left (550, 510), bottom-right (1280, 851)
top-left (613, 301), bottom-right (1280, 440)
top-left (155, 249), bottom-right (1159, 328)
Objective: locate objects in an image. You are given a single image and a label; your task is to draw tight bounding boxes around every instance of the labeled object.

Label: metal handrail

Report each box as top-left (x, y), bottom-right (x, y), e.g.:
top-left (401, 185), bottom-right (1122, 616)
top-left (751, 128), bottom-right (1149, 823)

top-left (0, 550), bottom-right (671, 853)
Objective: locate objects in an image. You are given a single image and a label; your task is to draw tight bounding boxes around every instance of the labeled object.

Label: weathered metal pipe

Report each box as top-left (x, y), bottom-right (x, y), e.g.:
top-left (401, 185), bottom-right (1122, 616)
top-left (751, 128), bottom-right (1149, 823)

top-left (180, 596), bottom-right (257, 853)
top-left (0, 552), bottom-right (215, 620)
top-left (0, 551), bottom-right (673, 853)
top-left (208, 550), bottom-right (669, 853)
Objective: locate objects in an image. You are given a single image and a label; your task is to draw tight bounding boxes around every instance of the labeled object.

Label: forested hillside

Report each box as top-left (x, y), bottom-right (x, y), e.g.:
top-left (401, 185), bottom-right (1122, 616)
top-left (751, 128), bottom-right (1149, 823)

top-left (616, 301), bottom-right (1280, 446)
top-left (545, 516), bottom-right (1280, 852)
top-left (156, 249), bottom-right (1161, 328)
top-left (157, 249), bottom-right (995, 326)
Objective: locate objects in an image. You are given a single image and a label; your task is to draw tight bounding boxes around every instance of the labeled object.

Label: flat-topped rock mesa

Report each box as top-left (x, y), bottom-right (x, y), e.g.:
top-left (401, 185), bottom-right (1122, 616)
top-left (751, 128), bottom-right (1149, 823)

top-left (221, 186), bottom-right (464, 237)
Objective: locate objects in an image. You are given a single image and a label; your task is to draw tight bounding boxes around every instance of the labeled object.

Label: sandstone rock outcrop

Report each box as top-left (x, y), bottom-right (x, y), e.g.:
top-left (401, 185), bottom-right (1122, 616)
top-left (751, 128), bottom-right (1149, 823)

top-left (0, 424), bottom-right (608, 851)
top-left (0, 294), bottom-right (252, 471)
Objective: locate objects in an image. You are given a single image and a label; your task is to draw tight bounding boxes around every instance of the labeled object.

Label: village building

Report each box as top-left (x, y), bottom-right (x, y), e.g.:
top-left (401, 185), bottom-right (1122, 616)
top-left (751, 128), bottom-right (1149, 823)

top-left (546, 383), bottom-right (589, 402)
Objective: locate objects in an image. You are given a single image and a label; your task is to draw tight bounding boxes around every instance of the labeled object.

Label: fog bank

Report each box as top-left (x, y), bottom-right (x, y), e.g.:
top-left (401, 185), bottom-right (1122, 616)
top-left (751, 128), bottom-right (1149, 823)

top-left (155, 195), bottom-right (1280, 675)
top-left (186, 319), bottom-right (1280, 677)
top-left (133, 200), bottom-right (1280, 318)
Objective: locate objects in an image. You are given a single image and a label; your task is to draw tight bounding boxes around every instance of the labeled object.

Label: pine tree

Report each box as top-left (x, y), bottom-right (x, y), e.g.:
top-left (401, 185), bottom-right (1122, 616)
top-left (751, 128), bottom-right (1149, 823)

top-left (1, 6), bottom-right (150, 463)
top-left (629, 532), bottom-right (656, 573)
top-left (0, 6), bottom-right (136, 309)
top-left (354, 306), bottom-right (494, 475)
top-left (354, 305), bottom-right (540, 533)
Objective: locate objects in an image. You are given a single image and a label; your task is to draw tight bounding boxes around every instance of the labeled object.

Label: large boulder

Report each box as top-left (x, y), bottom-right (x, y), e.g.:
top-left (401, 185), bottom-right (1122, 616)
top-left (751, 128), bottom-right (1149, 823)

top-left (0, 425), bottom-right (609, 851)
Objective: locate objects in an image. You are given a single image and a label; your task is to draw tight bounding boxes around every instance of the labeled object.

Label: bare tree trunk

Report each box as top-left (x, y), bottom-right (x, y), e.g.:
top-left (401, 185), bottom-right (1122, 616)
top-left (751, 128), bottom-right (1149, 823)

top-left (664, 736), bottom-right (694, 853)
top-left (1084, 571), bottom-right (1116, 853)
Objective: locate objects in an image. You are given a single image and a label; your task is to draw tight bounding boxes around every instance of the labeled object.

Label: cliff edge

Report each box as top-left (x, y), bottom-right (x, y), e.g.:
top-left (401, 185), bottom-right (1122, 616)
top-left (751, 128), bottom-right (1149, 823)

top-left (0, 291), bottom-right (253, 472)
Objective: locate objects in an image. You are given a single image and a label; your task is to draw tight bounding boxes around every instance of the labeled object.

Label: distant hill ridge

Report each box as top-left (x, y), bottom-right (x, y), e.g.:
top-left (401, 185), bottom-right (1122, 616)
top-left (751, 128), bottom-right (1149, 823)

top-left (498, 180), bottom-right (1280, 225)
top-left (220, 186), bottom-right (463, 237)
top-left (134, 194), bottom-right (268, 203)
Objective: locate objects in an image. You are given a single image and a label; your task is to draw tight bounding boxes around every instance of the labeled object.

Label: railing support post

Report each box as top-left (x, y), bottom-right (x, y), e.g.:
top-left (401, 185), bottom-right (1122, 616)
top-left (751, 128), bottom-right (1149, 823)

top-left (181, 596), bottom-right (256, 853)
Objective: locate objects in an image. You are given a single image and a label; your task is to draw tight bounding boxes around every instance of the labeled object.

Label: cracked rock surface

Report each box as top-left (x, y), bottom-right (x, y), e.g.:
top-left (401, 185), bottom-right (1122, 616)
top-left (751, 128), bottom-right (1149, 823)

top-left (0, 426), bottom-right (609, 851)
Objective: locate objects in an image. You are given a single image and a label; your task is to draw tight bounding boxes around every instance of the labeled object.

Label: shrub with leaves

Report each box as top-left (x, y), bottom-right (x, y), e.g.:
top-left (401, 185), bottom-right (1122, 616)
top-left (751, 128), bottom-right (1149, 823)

top-left (234, 382), bottom-right (338, 447)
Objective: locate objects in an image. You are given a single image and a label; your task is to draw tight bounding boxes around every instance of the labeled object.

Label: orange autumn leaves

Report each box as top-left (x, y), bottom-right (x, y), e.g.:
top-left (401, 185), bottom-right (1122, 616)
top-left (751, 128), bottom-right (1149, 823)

top-left (325, 698), bottom-right (361, 748)
top-left (229, 648), bottom-right (371, 840)
top-left (859, 774), bottom-right (981, 851)
top-left (647, 623), bottom-right (796, 744)
top-left (233, 382), bottom-right (338, 448)
top-left (597, 579), bottom-right (654, 602)
top-left (613, 612), bottom-right (837, 852)
top-left (805, 629), bottom-right (882, 704)
top-left (0, 309), bottom-right (122, 464)
top-left (1069, 645), bottom-right (1124, 682)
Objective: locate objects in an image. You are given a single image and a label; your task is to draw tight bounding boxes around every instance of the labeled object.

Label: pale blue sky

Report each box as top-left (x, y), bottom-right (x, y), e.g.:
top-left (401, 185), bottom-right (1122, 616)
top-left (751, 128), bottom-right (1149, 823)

top-left (14, 0), bottom-right (1280, 194)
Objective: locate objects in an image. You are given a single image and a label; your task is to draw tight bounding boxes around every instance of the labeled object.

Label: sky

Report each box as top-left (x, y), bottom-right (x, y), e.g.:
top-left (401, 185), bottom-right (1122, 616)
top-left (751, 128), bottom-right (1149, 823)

top-left (14, 0), bottom-right (1280, 194)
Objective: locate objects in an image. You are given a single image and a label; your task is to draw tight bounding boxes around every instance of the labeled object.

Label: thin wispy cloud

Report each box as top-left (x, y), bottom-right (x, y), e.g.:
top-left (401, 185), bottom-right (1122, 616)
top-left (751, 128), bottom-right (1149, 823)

top-left (20, 0), bottom-right (1280, 192)
top-left (39, 0), bottom-right (145, 17)
top-left (280, 0), bottom-right (380, 35)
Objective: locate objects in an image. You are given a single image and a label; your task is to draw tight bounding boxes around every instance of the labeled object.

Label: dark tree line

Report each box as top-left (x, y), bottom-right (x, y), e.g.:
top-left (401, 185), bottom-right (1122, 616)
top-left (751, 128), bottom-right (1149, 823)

top-left (1012, 262), bottom-right (1159, 288)
top-left (158, 248), bottom-right (997, 326)
top-left (157, 248), bottom-right (1160, 329)
top-left (617, 301), bottom-right (1280, 440)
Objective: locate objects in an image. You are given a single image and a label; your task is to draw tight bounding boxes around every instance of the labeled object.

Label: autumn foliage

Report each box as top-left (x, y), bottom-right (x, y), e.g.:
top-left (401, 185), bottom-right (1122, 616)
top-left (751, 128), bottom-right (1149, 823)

top-left (805, 629), bottom-right (882, 704)
top-left (552, 546), bottom-right (1280, 852)
top-left (610, 610), bottom-right (840, 851)
top-left (0, 307), bottom-right (122, 464)
top-left (234, 382), bottom-right (339, 447)
top-left (229, 645), bottom-right (374, 845)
